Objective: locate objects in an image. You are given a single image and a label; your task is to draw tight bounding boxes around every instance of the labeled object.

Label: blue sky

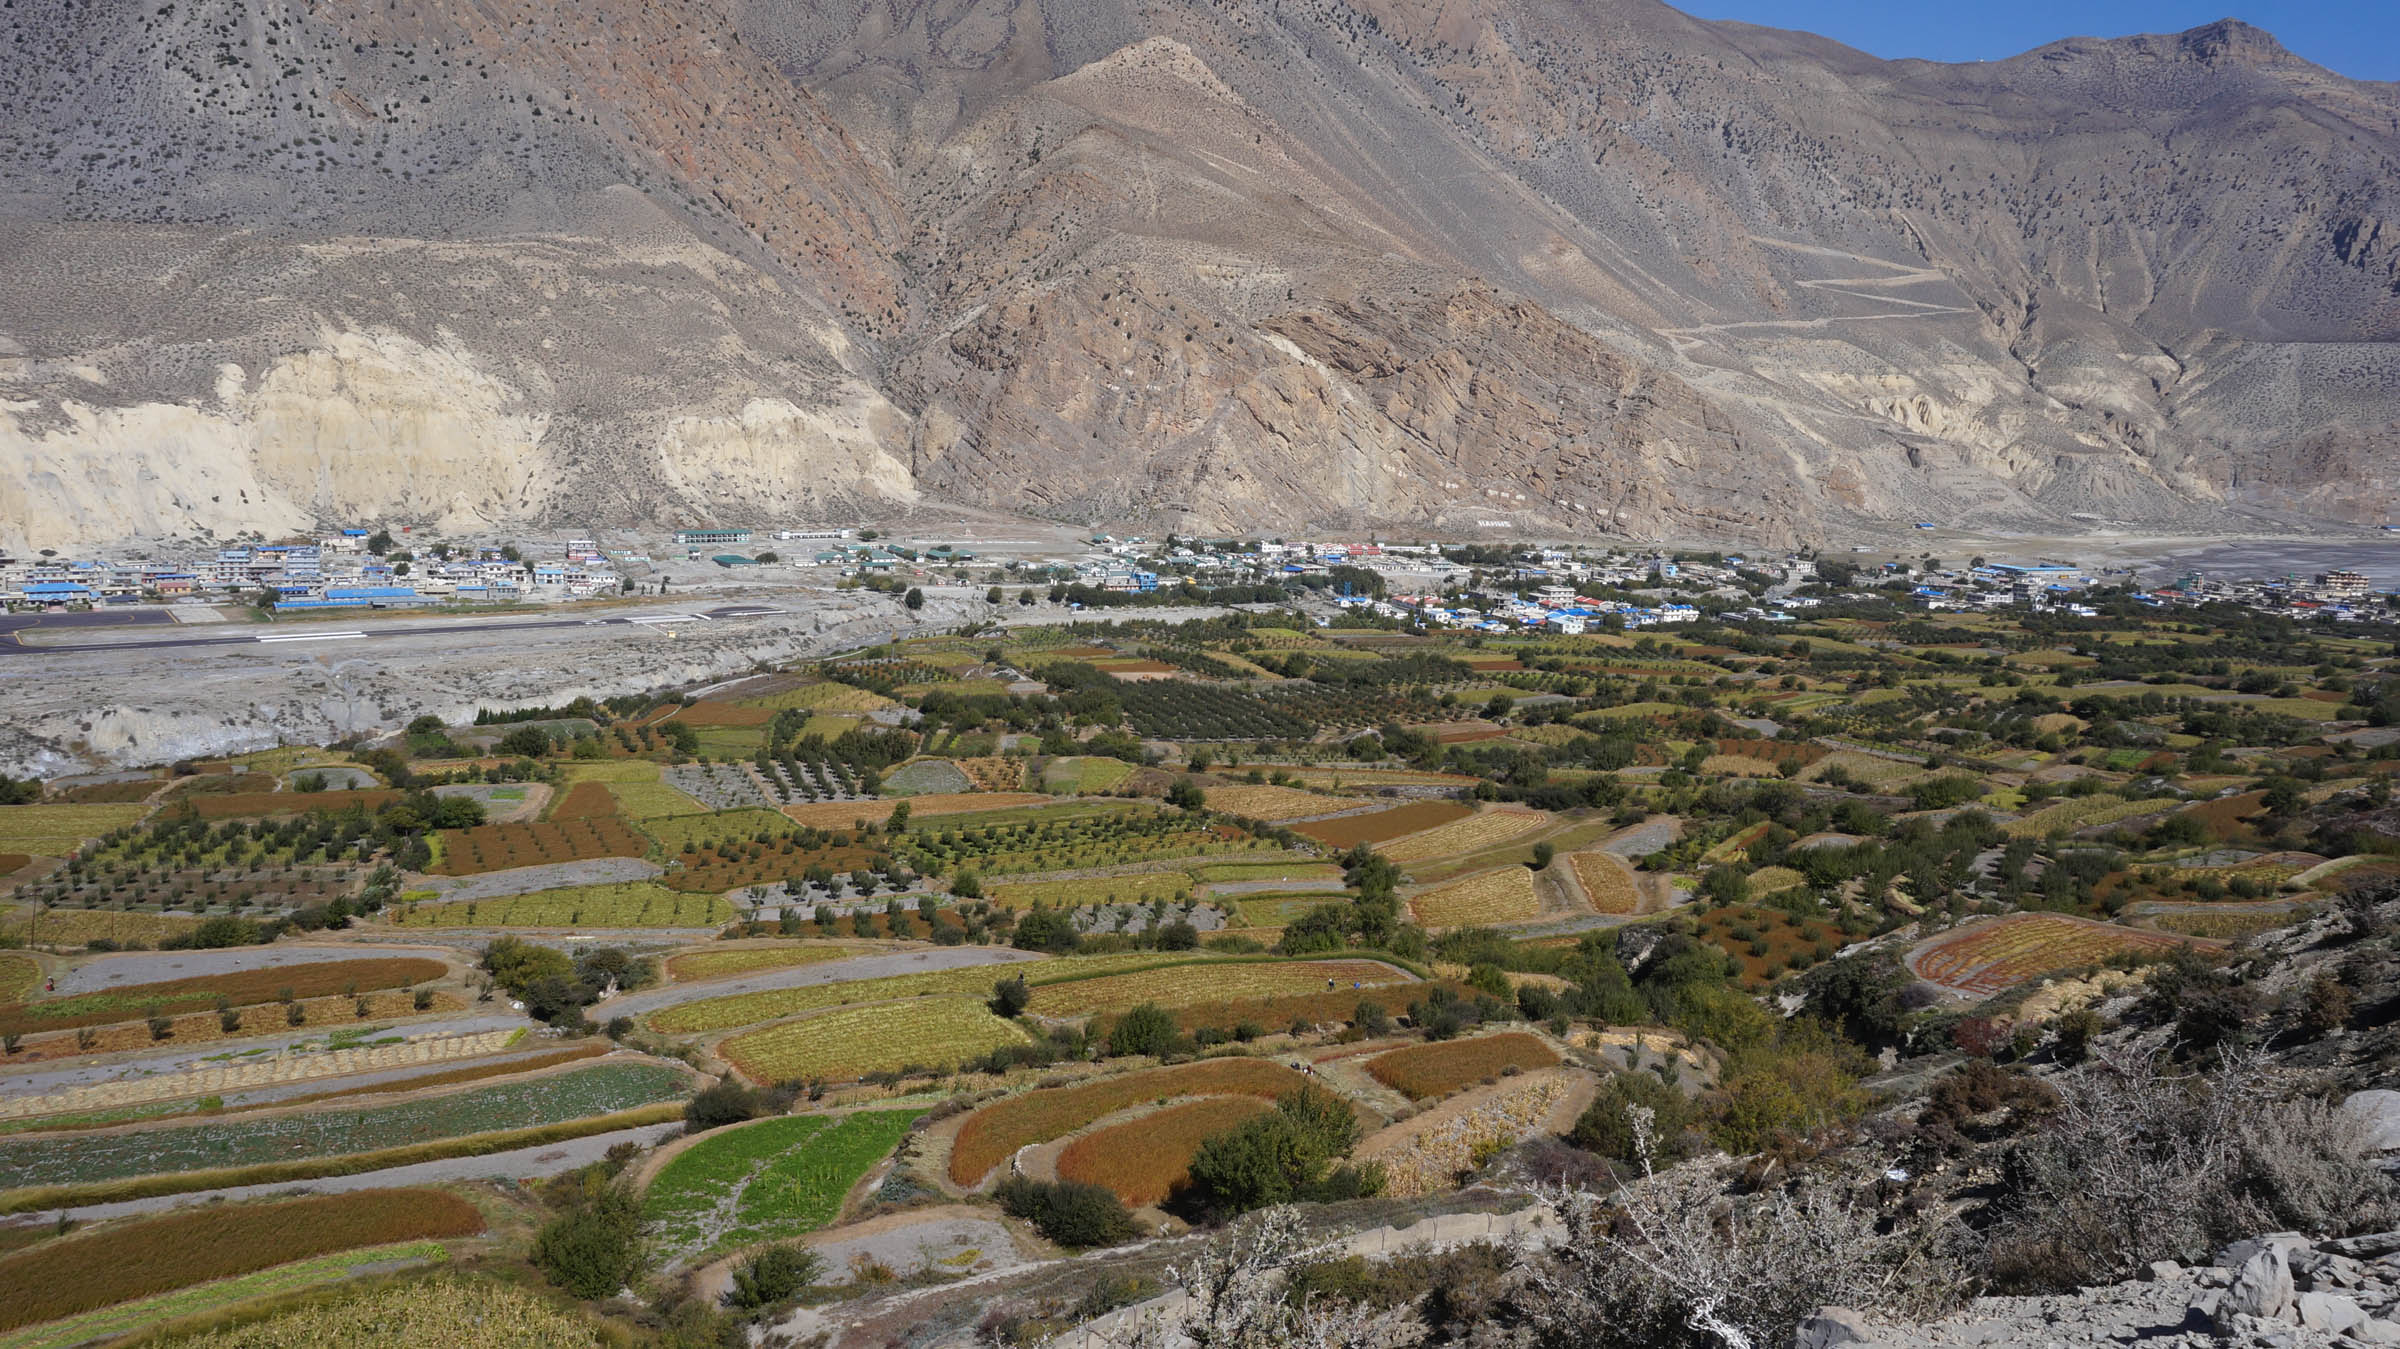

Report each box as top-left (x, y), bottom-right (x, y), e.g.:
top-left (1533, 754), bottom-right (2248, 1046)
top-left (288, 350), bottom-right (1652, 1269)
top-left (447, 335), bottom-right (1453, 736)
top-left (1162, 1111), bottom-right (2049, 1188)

top-left (1678, 1), bottom-right (2396, 82)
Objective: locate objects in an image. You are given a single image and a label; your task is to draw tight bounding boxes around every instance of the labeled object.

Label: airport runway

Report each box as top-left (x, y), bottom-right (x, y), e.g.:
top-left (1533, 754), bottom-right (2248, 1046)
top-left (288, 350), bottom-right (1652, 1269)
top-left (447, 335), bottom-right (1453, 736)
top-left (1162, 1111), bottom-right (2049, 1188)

top-left (0, 606), bottom-right (785, 658)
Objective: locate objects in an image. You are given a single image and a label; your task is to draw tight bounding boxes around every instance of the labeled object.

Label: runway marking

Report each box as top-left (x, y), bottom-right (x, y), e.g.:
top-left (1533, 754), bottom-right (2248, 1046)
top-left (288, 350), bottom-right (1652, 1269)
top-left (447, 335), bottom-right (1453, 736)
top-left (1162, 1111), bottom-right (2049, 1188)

top-left (256, 632), bottom-right (365, 643)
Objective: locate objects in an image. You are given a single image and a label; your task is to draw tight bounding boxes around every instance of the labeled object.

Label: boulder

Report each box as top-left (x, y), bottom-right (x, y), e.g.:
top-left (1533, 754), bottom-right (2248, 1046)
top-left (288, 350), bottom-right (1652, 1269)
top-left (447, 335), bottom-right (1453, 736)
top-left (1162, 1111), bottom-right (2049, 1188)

top-left (2228, 1247), bottom-right (2297, 1321)
top-left (2294, 1290), bottom-right (2367, 1334)
top-left (2344, 1091), bottom-right (2400, 1152)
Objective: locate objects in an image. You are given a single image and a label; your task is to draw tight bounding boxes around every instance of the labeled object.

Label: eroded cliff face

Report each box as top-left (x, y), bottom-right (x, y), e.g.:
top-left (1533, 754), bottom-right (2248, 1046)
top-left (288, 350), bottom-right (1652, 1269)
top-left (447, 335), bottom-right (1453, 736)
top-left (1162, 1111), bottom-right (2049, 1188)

top-left (0, 0), bottom-right (2392, 546)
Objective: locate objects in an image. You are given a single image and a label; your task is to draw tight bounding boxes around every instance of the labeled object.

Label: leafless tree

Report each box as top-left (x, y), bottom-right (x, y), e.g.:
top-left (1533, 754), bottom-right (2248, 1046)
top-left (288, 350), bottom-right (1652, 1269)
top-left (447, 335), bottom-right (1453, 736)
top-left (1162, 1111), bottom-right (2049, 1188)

top-left (1513, 1108), bottom-right (1959, 1349)
top-left (1065, 1206), bottom-right (1425, 1349)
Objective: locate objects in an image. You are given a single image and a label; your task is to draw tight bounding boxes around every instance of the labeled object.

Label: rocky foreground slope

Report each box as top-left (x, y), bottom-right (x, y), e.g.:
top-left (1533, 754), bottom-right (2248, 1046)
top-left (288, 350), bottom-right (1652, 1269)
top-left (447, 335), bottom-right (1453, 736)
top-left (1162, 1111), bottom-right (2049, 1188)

top-left (1, 0), bottom-right (2394, 548)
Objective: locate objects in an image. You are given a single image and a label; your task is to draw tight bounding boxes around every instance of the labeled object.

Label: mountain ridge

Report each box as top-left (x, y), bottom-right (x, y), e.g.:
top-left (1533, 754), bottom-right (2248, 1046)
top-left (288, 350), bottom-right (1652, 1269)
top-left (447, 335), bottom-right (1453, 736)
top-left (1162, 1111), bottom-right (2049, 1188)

top-left (0, 0), bottom-right (2392, 550)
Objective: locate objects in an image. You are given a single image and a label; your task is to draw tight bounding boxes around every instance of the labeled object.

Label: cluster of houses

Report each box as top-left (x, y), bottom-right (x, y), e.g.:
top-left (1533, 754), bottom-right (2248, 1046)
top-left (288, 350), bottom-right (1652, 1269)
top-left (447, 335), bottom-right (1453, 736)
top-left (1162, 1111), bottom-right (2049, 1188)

top-left (0, 531), bottom-right (624, 611)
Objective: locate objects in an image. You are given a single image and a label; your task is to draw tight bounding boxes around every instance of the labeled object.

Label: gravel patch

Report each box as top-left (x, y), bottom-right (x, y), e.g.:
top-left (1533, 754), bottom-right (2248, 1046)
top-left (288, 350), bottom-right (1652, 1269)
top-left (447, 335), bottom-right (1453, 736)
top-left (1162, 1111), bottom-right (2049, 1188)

top-left (412, 856), bottom-right (664, 901)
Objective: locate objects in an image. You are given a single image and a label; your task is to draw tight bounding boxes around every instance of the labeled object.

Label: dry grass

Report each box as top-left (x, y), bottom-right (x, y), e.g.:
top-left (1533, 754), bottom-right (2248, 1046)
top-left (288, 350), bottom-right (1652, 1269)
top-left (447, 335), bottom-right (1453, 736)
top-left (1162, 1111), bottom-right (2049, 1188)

top-left (948, 1057), bottom-right (1308, 1186)
top-left (0, 1189), bottom-right (482, 1333)
top-left (1408, 867), bottom-right (1540, 927)
top-left (0, 805), bottom-right (149, 856)
top-left (1568, 851), bottom-right (1641, 914)
top-left (0, 907), bottom-right (199, 949)
top-left (1364, 1032), bottom-right (1561, 1100)
top-left (1202, 785), bottom-right (1348, 821)
top-left (150, 1275), bottom-right (605, 1349)
top-left (1291, 800), bottom-right (1474, 849)
top-left (1055, 1097), bottom-right (1270, 1205)
top-left (1379, 808), bottom-right (1551, 863)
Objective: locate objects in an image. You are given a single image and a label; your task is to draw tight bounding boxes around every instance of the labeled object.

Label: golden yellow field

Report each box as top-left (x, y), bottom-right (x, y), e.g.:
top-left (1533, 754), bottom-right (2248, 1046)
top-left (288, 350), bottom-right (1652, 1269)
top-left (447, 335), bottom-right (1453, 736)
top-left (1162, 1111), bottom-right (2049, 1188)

top-left (1408, 867), bottom-right (1540, 927)
top-left (1380, 808), bottom-right (1551, 862)
top-left (1201, 784), bottom-right (1349, 821)
top-left (1024, 959), bottom-right (1407, 1016)
top-left (1567, 851), bottom-right (1641, 914)
top-left (718, 996), bottom-right (1031, 1081)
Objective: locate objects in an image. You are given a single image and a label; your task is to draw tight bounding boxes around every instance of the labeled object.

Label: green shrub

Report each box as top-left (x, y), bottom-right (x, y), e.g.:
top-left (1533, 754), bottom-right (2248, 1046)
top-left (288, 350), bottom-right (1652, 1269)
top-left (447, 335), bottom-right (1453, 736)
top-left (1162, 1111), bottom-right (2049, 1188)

top-left (532, 1185), bottom-right (649, 1299)
top-left (725, 1241), bottom-right (822, 1316)
top-left (993, 1176), bottom-right (1140, 1248)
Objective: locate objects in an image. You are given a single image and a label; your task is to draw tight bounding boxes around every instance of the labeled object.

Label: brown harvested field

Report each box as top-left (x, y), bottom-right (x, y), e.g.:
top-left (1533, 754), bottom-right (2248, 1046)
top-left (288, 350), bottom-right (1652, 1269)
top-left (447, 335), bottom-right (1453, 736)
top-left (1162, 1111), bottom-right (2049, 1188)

top-left (781, 792), bottom-right (1052, 829)
top-left (1055, 1096), bottom-right (1271, 1206)
top-left (0, 1188), bottom-right (483, 1332)
top-left (430, 817), bottom-right (649, 875)
top-left (1292, 800), bottom-right (1474, 848)
top-left (0, 957), bottom-right (446, 1039)
top-left (1569, 851), bottom-right (1642, 914)
top-left (191, 789), bottom-right (400, 819)
top-left (667, 700), bottom-right (776, 728)
top-left (548, 781), bottom-right (621, 820)
top-left (0, 853), bottom-right (30, 876)
top-left (1365, 1032), bottom-right (1560, 1101)
top-left (948, 1057), bottom-right (1309, 1186)
top-left (2180, 790), bottom-right (2269, 843)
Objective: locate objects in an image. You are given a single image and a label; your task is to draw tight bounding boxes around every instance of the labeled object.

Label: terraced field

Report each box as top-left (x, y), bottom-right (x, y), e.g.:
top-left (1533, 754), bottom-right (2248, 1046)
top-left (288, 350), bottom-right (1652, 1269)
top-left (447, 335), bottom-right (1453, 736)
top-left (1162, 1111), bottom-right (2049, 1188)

top-left (0, 1062), bottom-right (690, 1189)
top-left (1365, 1032), bottom-right (1560, 1101)
top-left (717, 997), bottom-right (1029, 1081)
top-left (1056, 1097), bottom-right (1271, 1206)
top-left (1023, 959), bottom-right (1408, 1016)
top-left (947, 1057), bottom-right (1310, 1186)
top-left (1292, 800), bottom-right (1474, 849)
top-left (1907, 913), bottom-right (2201, 997)
top-left (1408, 867), bottom-right (1540, 927)
top-left (394, 883), bottom-right (731, 928)
top-left (645, 1108), bottom-right (923, 1262)
top-left (1380, 808), bottom-right (1552, 863)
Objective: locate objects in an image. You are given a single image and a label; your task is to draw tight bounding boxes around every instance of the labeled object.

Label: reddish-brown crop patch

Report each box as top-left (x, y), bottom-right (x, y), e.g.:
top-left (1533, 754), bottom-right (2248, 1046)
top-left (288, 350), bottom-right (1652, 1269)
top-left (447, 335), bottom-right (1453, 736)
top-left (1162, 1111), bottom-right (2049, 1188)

top-left (191, 789), bottom-right (401, 819)
top-left (1056, 1097), bottom-right (1270, 1206)
top-left (1292, 800), bottom-right (1474, 848)
top-left (1365, 1032), bottom-right (1559, 1100)
top-left (431, 817), bottom-right (649, 875)
top-left (0, 1188), bottom-right (483, 1332)
top-left (948, 1058), bottom-right (1308, 1187)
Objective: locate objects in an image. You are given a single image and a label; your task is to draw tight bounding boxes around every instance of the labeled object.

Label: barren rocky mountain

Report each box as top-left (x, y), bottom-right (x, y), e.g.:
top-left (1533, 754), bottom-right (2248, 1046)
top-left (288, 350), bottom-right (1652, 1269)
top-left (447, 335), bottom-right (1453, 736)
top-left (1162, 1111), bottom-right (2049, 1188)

top-left (1, 0), bottom-right (2394, 550)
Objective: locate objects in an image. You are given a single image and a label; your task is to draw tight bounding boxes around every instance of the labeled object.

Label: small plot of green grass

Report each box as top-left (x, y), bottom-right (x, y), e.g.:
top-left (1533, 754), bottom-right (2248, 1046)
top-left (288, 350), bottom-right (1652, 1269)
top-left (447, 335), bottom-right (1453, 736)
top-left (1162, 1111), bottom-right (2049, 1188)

top-left (646, 1110), bottom-right (922, 1262)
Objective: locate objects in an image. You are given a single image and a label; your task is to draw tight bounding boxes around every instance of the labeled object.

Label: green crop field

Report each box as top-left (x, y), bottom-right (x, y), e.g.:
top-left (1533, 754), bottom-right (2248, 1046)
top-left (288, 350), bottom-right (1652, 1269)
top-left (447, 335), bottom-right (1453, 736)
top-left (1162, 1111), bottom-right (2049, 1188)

top-left (642, 809), bottom-right (795, 853)
top-left (718, 997), bottom-right (1030, 1081)
top-left (0, 1063), bottom-right (689, 1190)
top-left (645, 1108), bottom-right (922, 1261)
top-left (394, 883), bottom-right (731, 928)
top-left (608, 779), bottom-right (710, 820)
top-left (0, 805), bottom-right (148, 856)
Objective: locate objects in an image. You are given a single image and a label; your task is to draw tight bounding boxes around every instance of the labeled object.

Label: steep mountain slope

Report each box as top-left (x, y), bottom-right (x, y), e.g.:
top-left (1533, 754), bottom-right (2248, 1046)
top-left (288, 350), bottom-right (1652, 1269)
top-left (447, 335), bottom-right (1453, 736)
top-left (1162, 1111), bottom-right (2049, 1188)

top-left (0, 0), bottom-right (2393, 549)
